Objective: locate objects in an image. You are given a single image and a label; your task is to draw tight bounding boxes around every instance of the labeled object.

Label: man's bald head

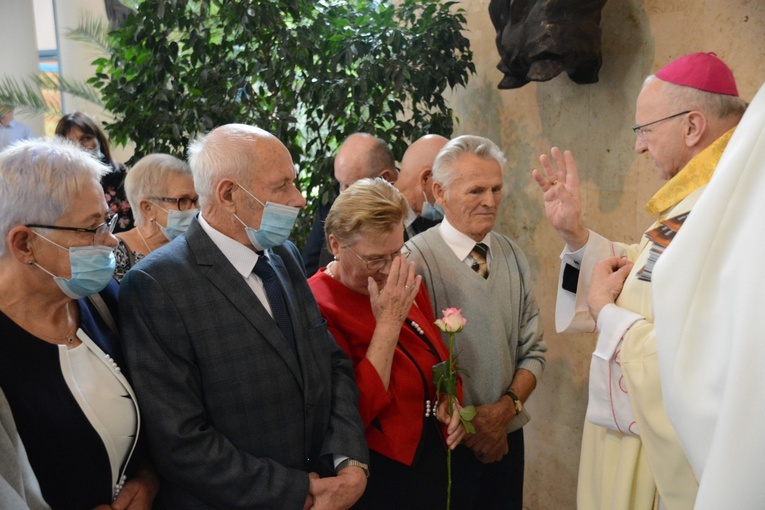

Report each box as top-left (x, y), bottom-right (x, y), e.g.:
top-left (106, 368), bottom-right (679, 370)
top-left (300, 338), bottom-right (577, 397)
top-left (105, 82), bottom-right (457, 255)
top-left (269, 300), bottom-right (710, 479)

top-left (188, 124), bottom-right (287, 207)
top-left (396, 134), bottom-right (449, 214)
top-left (334, 133), bottom-right (397, 191)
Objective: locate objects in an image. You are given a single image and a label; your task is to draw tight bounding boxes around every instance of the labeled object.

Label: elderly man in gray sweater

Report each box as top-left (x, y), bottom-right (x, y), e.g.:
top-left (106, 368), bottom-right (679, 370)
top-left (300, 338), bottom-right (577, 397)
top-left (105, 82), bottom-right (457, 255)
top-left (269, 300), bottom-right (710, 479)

top-left (407, 135), bottom-right (546, 510)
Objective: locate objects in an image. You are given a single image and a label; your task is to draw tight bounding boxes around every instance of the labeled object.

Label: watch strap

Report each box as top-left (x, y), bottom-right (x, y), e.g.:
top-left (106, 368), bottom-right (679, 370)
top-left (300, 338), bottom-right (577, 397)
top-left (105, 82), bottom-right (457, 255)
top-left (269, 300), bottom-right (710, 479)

top-left (504, 390), bottom-right (519, 402)
top-left (336, 458), bottom-right (370, 478)
top-left (503, 390), bottom-right (522, 415)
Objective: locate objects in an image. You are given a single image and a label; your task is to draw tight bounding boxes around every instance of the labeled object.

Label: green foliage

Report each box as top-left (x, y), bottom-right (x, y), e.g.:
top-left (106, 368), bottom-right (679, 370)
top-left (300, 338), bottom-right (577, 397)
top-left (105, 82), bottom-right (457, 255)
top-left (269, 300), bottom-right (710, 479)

top-left (92, 0), bottom-right (474, 246)
top-left (0, 75), bottom-right (51, 116)
top-left (0, 72), bottom-right (103, 118)
top-left (66, 12), bottom-right (111, 53)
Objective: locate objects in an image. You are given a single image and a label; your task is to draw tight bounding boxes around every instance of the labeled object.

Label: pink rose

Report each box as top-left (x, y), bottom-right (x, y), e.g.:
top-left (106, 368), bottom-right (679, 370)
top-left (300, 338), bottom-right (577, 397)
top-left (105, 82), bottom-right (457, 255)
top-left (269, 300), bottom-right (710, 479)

top-left (434, 307), bottom-right (466, 333)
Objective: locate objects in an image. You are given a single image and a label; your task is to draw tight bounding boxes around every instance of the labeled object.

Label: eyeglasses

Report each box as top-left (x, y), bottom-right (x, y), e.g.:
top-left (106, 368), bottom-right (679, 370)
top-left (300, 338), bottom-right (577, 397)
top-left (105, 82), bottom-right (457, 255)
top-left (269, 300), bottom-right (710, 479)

top-left (149, 196), bottom-right (199, 211)
top-left (632, 111), bottom-right (691, 140)
top-left (344, 244), bottom-right (411, 271)
top-left (27, 214), bottom-right (118, 246)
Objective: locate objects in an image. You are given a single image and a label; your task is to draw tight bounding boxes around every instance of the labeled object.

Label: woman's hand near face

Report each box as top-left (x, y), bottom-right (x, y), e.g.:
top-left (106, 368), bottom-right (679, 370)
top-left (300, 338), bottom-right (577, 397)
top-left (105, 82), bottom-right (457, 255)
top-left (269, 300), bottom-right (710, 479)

top-left (365, 255), bottom-right (421, 389)
top-left (368, 255), bottom-right (421, 327)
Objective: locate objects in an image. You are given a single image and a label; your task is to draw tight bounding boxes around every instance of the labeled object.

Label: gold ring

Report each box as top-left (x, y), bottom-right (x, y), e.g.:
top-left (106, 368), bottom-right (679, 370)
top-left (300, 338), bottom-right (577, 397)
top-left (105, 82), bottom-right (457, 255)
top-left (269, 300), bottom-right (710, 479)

top-left (405, 285), bottom-right (411, 289)
top-left (550, 179), bottom-right (558, 186)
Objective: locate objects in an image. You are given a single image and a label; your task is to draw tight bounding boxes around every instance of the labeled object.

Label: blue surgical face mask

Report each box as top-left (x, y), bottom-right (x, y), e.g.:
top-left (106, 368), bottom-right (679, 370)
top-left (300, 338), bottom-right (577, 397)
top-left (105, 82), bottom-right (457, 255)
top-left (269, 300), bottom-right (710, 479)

top-left (233, 183), bottom-right (300, 251)
top-left (33, 233), bottom-right (116, 299)
top-left (153, 207), bottom-right (197, 241)
top-left (420, 191), bottom-right (445, 221)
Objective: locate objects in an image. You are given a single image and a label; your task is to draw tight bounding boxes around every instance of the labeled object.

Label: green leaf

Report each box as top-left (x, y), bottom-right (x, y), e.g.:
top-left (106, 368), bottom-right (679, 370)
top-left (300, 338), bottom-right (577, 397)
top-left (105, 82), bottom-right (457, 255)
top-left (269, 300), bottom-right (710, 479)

top-left (459, 405), bottom-right (476, 422)
top-left (66, 12), bottom-right (111, 52)
top-left (459, 405), bottom-right (476, 433)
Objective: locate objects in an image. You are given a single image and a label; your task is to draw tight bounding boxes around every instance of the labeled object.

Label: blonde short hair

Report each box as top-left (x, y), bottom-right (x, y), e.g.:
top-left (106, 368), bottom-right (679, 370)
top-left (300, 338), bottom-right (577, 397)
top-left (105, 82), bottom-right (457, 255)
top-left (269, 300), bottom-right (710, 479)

top-left (324, 178), bottom-right (409, 247)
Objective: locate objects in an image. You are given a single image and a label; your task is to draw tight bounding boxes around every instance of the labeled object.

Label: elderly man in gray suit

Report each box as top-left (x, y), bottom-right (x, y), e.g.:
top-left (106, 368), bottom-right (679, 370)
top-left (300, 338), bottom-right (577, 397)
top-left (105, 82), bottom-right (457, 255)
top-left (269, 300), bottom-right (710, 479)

top-left (120, 124), bottom-right (368, 509)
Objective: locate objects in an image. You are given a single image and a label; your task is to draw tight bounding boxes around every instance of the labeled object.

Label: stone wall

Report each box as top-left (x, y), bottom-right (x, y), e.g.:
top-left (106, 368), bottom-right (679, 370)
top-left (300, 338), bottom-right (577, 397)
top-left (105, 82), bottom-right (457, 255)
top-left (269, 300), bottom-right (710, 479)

top-left (446, 1), bottom-right (764, 507)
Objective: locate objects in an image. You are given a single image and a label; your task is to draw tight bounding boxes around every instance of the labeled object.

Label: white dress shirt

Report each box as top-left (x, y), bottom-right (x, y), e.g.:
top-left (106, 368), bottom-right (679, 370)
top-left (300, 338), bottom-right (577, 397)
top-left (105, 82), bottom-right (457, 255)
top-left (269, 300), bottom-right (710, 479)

top-left (437, 216), bottom-right (492, 270)
top-left (197, 213), bottom-right (274, 318)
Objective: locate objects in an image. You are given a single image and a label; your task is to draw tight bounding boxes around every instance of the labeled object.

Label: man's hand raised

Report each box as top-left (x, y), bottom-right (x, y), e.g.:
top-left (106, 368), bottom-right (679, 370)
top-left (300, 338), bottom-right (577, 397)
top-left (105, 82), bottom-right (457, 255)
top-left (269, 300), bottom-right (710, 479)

top-left (533, 147), bottom-right (589, 250)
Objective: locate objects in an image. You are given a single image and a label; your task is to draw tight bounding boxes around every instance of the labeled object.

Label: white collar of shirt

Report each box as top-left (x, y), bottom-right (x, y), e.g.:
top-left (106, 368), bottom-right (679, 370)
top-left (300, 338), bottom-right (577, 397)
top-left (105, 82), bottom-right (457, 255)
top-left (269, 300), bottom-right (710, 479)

top-left (198, 213), bottom-right (262, 275)
top-left (437, 216), bottom-right (492, 265)
top-left (197, 213), bottom-right (273, 316)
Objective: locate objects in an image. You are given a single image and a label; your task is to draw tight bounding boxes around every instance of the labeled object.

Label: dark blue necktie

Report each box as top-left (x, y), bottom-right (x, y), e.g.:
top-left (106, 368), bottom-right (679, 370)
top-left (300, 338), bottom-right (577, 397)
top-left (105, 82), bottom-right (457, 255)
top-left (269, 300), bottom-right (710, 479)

top-left (253, 254), bottom-right (298, 359)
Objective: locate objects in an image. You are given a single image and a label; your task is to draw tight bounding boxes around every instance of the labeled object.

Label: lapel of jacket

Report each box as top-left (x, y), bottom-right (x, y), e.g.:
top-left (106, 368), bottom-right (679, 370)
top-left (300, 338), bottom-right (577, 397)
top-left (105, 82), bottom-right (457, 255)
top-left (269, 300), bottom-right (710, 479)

top-left (76, 329), bottom-right (142, 488)
top-left (185, 219), bottom-right (304, 386)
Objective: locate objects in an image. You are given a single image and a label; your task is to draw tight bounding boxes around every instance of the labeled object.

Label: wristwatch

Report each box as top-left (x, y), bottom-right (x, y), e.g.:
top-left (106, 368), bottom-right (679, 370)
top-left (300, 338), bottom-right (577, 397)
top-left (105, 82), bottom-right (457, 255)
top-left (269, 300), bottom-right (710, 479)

top-left (336, 458), bottom-right (370, 478)
top-left (503, 390), bottom-right (523, 417)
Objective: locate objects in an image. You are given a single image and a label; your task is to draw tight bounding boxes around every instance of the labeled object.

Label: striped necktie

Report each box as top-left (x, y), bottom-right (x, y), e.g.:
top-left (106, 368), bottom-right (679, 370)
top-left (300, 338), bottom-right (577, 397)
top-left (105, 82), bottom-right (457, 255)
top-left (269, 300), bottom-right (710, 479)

top-left (471, 243), bottom-right (489, 279)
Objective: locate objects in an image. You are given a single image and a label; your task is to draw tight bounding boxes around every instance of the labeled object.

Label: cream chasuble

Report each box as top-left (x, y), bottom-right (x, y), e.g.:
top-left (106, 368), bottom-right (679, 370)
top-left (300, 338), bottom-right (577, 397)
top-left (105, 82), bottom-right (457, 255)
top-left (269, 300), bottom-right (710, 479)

top-left (556, 127), bottom-right (736, 510)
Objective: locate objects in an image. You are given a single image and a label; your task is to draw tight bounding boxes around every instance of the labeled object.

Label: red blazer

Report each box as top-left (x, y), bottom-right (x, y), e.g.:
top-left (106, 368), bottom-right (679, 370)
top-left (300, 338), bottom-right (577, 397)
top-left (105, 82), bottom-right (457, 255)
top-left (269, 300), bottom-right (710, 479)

top-left (308, 270), bottom-right (461, 465)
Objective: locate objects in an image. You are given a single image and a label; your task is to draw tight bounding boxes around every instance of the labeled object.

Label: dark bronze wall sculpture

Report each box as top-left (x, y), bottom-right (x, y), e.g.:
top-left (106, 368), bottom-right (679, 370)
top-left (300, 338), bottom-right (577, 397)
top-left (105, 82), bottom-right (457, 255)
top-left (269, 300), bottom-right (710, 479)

top-left (104, 0), bottom-right (134, 30)
top-left (489, 0), bottom-right (608, 89)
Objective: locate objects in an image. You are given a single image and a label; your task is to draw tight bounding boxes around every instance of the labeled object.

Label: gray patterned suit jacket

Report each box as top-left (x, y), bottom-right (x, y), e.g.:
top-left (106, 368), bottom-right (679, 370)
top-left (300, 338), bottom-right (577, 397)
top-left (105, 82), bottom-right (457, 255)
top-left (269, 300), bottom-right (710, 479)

top-left (119, 218), bottom-right (367, 509)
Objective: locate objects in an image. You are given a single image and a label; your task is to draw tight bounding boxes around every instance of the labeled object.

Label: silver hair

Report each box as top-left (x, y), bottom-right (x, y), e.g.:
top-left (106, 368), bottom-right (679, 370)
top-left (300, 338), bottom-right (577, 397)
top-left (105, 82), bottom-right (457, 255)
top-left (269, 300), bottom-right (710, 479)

top-left (431, 135), bottom-right (507, 188)
top-left (644, 75), bottom-right (748, 120)
top-left (187, 124), bottom-right (266, 209)
top-left (125, 153), bottom-right (192, 225)
top-left (0, 137), bottom-right (108, 257)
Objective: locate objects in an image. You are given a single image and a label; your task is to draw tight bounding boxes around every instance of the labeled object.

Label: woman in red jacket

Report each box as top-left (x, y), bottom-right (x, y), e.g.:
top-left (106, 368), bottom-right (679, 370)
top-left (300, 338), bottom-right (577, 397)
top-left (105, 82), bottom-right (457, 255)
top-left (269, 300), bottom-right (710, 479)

top-left (308, 177), bottom-right (465, 509)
